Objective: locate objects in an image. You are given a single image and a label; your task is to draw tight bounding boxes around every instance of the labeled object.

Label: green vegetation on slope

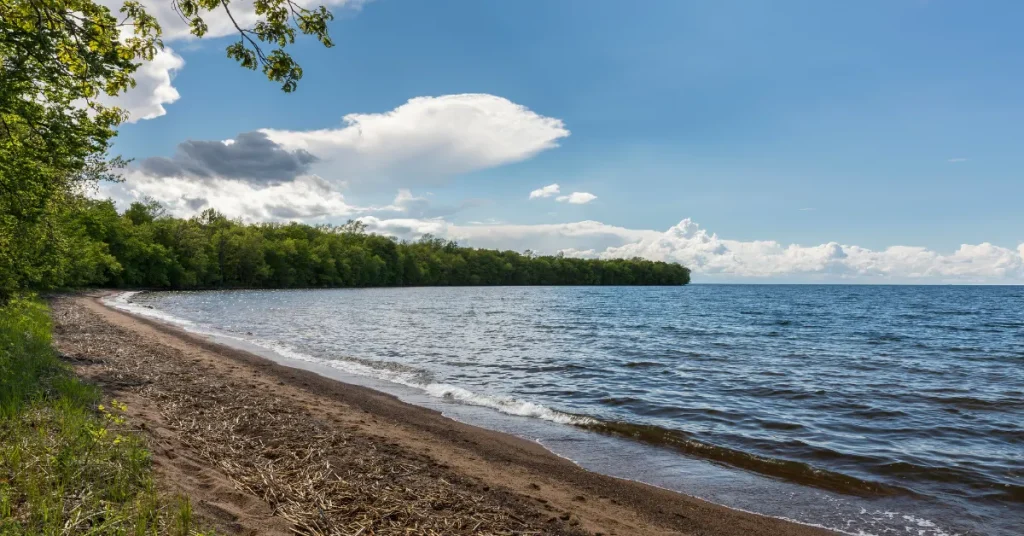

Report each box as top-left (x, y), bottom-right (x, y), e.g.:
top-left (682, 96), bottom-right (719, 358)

top-left (0, 297), bottom-right (208, 534)
top-left (55, 199), bottom-right (691, 290)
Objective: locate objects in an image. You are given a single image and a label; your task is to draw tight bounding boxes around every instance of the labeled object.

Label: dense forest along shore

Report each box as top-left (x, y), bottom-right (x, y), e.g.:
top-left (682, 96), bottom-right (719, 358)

top-left (50, 293), bottom-right (834, 536)
top-left (45, 200), bottom-right (689, 292)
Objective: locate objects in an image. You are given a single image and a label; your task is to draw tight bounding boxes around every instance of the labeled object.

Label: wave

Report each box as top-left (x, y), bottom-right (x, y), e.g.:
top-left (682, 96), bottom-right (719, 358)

top-left (103, 291), bottom-right (197, 327)
top-left (103, 294), bottom-right (597, 428)
top-left (923, 394), bottom-right (1024, 411)
top-left (245, 336), bottom-right (597, 426)
top-left (622, 361), bottom-right (663, 369)
top-left (99, 291), bottom-right (1022, 511)
top-left (106, 292), bottom-right (899, 497)
top-left (423, 384), bottom-right (594, 425)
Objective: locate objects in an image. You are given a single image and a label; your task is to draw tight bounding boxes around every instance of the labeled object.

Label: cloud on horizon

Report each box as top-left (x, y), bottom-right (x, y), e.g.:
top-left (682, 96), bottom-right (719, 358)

top-left (599, 219), bottom-right (1024, 282)
top-left (100, 171), bottom-right (361, 221)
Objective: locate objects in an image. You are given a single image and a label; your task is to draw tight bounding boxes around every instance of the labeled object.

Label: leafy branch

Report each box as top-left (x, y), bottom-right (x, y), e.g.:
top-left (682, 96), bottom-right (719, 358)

top-left (174, 0), bottom-right (335, 92)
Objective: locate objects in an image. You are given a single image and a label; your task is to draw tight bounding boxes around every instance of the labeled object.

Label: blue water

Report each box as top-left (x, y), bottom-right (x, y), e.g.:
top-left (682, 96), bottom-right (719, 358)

top-left (121, 285), bottom-right (1024, 535)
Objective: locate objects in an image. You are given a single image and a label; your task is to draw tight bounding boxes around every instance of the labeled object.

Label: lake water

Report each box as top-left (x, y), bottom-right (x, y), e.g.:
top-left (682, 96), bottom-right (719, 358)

top-left (115, 285), bottom-right (1023, 535)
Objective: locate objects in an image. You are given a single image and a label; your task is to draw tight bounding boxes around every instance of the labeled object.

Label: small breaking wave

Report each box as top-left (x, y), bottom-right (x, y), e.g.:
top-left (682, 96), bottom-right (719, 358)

top-left (423, 384), bottom-right (594, 425)
top-left (103, 291), bottom-right (196, 327)
top-left (257, 340), bottom-right (595, 425)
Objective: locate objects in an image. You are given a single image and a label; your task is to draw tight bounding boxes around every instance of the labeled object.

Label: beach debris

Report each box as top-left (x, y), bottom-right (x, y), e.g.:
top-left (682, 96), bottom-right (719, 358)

top-left (50, 298), bottom-right (581, 536)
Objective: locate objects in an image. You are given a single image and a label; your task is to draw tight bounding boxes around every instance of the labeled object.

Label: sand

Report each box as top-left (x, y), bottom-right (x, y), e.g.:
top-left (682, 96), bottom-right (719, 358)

top-left (49, 294), bottom-right (835, 536)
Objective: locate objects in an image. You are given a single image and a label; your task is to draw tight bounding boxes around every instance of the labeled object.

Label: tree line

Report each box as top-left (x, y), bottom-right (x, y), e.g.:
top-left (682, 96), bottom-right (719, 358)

top-left (54, 199), bottom-right (689, 291)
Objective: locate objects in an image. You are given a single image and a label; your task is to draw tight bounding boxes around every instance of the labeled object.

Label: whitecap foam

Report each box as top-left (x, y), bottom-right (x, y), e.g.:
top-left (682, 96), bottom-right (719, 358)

top-left (422, 383), bottom-right (595, 425)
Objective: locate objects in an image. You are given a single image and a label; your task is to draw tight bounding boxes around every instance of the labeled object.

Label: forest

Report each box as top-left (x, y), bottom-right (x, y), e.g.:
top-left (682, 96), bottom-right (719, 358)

top-left (53, 199), bottom-right (691, 291)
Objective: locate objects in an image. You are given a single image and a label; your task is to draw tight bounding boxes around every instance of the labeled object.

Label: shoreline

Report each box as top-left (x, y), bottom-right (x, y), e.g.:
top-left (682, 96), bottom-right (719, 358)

top-left (98, 291), bottom-right (913, 502)
top-left (52, 292), bottom-right (836, 535)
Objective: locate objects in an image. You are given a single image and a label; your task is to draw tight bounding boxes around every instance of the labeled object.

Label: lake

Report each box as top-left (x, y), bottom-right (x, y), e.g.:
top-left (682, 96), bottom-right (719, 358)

top-left (114, 285), bottom-right (1023, 536)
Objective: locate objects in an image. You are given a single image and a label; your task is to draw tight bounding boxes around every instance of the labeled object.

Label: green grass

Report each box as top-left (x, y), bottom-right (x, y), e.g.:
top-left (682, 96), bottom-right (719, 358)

top-left (0, 297), bottom-right (209, 535)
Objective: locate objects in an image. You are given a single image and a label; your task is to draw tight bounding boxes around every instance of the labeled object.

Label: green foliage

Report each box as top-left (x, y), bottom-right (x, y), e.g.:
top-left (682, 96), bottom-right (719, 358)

top-left (59, 199), bottom-right (691, 289)
top-left (177, 0), bottom-right (335, 92)
top-left (0, 0), bottom-right (339, 304)
top-left (0, 298), bottom-right (211, 534)
top-left (0, 0), bottom-right (156, 303)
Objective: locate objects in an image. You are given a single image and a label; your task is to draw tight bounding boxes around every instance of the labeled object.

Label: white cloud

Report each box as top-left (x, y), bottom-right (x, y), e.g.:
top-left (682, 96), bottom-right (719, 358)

top-left (556, 192), bottom-right (597, 204)
top-left (262, 94), bottom-right (570, 188)
top-left (98, 48), bottom-right (184, 122)
top-left (99, 170), bottom-right (362, 221)
top-left (358, 217), bottom-right (654, 254)
top-left (393, 189), bottom-right (426, 208)
top-left (384, 189), bottom-right (432, 216)
top-left (600, 219), bottom-right (1024, 282)
top-left (558, 248), bottom-right (598, 258)
top-left (371, 189), bottom-right (485, 218)
top-left (529, 183), bottom-right (561, 199)
top-left (531, 186), bottom-right (597, 204)
top-left (948, 158), bottom-right (968, 163)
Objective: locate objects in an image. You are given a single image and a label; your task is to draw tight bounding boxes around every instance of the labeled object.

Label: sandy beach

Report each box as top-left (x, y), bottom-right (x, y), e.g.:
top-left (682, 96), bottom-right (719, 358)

top-left (49, 294), bottom-right (834, 536)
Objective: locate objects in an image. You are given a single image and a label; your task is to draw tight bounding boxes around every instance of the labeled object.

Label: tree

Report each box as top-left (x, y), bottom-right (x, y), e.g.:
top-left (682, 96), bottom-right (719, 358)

top-left (0, 0), bottom-right (340, 302)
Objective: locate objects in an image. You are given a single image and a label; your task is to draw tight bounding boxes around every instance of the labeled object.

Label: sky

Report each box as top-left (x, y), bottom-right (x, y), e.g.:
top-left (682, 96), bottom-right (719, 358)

top-left (98, 0), bottom-right (1024, 283)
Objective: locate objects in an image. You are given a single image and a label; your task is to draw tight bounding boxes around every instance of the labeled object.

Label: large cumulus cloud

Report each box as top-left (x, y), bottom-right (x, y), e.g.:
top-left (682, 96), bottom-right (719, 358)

top-left (262, 94), bottom-right (570, 187)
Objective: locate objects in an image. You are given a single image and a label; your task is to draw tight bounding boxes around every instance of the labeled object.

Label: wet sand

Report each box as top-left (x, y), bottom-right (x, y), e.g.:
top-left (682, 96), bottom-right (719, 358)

top-left (50, 294), bottom-right (835, 535)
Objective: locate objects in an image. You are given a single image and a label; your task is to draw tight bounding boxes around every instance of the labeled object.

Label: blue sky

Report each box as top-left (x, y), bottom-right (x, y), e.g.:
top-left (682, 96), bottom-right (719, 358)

top-left (103, 0), bottom-right (1024, 282)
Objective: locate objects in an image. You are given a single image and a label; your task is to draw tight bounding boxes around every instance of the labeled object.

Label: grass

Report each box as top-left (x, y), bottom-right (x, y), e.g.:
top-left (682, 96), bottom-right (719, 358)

top-left (0, 297), bottom-right (209, 535)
